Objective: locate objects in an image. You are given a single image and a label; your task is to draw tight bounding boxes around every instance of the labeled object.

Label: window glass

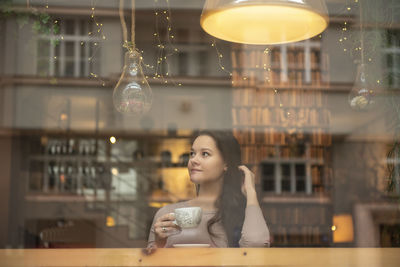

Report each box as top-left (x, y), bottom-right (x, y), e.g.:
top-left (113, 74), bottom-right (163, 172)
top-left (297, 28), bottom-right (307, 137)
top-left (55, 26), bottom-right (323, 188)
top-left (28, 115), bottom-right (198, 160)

top-left (1, 0), bottom-right (400, 258)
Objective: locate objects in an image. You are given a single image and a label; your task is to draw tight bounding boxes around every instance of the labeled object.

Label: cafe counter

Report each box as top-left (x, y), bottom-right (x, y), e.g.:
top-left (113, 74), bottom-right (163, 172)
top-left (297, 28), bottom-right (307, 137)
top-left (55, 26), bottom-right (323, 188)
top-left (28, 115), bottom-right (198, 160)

top-left (1, 248), bottom-right (399, 267)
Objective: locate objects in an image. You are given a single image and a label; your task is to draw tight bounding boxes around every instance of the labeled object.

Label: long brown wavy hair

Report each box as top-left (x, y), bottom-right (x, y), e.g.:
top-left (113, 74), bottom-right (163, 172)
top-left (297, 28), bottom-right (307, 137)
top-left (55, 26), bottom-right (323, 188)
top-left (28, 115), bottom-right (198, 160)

top-left (192, 130), bottom-right (246, 247)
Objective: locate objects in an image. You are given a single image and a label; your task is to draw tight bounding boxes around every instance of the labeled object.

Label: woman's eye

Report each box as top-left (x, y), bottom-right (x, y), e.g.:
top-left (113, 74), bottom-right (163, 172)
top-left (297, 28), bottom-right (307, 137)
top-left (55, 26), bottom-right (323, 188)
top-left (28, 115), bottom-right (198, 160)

top-left (202, 152), bottom-right (210, 157)
top-left (190, 151), bottom-right (195, 157)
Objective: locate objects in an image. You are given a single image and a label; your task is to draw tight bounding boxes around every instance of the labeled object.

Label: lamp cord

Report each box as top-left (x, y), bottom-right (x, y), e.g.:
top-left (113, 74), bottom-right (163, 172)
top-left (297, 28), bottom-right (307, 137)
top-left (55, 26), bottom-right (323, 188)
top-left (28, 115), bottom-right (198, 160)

top-left (359, 0), bottom-right (365, 65)
top-left (131, 0), bottom-right (135, 47)
top-left (119, 0), bottom-right (136, 52)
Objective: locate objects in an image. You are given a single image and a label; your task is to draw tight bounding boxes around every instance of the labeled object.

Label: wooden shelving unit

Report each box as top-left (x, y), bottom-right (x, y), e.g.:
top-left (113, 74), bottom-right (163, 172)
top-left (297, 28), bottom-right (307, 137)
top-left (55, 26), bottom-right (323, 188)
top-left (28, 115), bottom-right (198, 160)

top-left (231, 37), bottom-right (333, 247)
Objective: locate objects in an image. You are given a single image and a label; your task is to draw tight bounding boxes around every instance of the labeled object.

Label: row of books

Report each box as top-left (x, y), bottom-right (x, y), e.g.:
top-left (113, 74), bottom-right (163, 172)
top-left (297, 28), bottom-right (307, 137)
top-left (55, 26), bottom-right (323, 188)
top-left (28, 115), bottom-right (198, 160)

top-left (232, 107), bottom-right (331, 127)
top-left (231, 49), bottom-right (272, 69)
top-left (310, 147), bottom-right (326, 160)
top-left (310, 49), bottom-right (321, 69)
top-left (265, 205), bottom-right (330, 226)
top-left (271, 226), bottom-right (329, 245)
top-left (231, 48), bottom-right (322, 70)
top-left (233, 127), bottom-right (332, 147)
top-left (232, 88), bottom-right (326, 107)
top-left (240, 146), bottom-right (328, 164)
top-left (311, 165), bottom-right (324, 187)
top-left (241, 145), bottom-right (275, 164)
top-left (231, 69), bottom-right (325, 87)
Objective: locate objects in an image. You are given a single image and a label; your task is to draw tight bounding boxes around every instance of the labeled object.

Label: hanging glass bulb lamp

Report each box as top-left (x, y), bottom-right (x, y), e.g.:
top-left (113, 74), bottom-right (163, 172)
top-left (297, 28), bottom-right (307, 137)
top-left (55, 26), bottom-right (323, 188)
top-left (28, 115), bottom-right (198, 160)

top-left (348, 63), bottom-right (375, 111)
top-left (113, 0), bottom-right (152, 115)
top-left (200, 0), bottom-right (329, 45)
top-left (348, 0), bottom-right (375, 111)
top-left (113, 49), bottom-right (152, 114)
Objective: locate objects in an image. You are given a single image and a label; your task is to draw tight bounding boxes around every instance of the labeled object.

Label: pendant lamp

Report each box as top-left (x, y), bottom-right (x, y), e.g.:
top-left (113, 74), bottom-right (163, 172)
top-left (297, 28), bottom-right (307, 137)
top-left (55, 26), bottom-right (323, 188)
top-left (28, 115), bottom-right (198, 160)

top-left (113, 0), bottom-right (152, 115)
top-left (200, 0), bottom-right (329, 45)
top-left (348, 0), bottom-right (375, 111)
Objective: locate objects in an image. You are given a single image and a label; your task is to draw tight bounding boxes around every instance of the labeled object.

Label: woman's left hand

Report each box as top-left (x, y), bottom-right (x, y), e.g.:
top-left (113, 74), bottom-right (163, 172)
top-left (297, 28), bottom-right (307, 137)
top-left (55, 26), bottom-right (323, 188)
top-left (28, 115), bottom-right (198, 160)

top-left (238, 165), bottom-right (256, 197)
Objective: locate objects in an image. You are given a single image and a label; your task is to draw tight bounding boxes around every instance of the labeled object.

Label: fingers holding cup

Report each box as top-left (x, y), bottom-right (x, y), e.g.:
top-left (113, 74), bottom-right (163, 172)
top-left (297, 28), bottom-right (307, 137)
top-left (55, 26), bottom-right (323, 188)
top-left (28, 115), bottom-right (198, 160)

top-left (154, 213), bottom-right (181, 239)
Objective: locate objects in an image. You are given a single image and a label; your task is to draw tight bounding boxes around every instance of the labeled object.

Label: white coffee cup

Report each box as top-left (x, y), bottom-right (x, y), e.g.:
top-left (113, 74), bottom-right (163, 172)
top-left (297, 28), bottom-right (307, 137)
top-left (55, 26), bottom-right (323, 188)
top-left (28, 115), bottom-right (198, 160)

top-left (173, 207), bottom-right (202, 228)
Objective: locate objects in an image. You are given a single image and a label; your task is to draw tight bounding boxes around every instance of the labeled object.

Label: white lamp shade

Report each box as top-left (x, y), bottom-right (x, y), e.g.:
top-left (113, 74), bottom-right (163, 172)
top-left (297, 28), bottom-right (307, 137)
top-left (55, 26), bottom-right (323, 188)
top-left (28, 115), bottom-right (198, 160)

top-left (200, 0), bottom-right (329, 44)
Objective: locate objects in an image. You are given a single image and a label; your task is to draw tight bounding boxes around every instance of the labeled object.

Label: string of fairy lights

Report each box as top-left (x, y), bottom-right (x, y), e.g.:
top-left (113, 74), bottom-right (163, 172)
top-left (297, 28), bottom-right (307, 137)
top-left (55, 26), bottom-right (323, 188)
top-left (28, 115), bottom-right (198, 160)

top-left (38, 0), bottom-right (287, 106)
top-left (339, 0), bottom-right (380, 85)
top-left (36, 0), bottom-right (381, 110)
top-left (88, 0), bottom-right (107, 86)
top-left (211, 39), bottom-right (282, 104)
top-left (150, 0), bottom-right (182, 86)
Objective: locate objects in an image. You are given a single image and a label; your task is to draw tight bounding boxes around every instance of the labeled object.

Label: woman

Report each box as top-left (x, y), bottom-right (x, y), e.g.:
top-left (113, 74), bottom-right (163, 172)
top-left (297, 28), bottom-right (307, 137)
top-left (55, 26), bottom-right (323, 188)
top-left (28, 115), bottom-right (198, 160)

top-left (147, 130), bottom-right (270, 248)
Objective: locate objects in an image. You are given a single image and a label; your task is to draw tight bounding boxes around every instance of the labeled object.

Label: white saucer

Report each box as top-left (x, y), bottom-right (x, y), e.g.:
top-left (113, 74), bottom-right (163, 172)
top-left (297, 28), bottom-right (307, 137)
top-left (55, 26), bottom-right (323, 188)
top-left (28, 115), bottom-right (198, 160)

top-left (172, 244), bottom-right (210, 248)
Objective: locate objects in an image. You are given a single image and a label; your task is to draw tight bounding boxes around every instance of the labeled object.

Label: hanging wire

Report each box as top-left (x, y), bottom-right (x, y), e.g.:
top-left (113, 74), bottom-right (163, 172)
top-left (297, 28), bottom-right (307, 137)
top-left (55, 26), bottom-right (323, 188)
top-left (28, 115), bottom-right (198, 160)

top-left (131, 0), bottom-right (135, 48)
top-left (119, 0), bottom-right (136, 52)
top-left (359, 0), bottom-right (365, 65)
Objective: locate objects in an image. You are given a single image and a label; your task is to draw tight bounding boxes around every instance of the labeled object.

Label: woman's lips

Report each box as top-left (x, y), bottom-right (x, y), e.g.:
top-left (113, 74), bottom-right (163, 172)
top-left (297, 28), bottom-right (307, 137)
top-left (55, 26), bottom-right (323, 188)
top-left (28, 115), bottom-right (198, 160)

top-left (190, 169), bottom-right (202, 174)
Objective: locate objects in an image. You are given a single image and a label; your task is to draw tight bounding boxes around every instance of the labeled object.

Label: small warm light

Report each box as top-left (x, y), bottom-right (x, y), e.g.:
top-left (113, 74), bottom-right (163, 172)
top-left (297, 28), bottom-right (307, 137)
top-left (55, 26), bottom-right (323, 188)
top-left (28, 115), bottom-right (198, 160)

top-left (111, 168), bottom-right (119, 176)
top-left (110, 136), bottom-right (117, 144)
top-left (106, 216), bottom-right (115, 227)
top-left (60, 174), bottom-right (65, 183)
top-left (333, 214), bottom-right (354, 243)
top-left (60, 113), bottom-right (68, 121)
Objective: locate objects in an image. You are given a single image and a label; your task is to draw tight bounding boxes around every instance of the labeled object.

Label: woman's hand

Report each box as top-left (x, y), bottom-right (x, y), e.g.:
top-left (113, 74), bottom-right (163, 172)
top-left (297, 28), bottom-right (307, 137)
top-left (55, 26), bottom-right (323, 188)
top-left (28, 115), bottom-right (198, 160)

top-left (153, 213), bottom-right (181, 246)
top-left (238, 165), bottom-right (259, 206)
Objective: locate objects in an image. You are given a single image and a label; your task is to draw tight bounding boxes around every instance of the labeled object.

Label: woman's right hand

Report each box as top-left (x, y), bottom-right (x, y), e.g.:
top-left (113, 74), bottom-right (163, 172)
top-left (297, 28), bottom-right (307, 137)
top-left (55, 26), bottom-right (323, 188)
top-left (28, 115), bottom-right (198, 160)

top-left (153, 213), bottom-right (181, 243)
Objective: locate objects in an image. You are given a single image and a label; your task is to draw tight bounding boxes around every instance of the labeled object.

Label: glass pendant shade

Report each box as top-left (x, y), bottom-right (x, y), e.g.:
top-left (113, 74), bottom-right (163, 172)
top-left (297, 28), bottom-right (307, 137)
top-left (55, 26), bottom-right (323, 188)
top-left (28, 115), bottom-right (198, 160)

top-left (113, 50), bottom-right (152, 115)
top-left (348, 63), bottom-right (375, 111)
top-left (200, 0), bottom-right (329, 44)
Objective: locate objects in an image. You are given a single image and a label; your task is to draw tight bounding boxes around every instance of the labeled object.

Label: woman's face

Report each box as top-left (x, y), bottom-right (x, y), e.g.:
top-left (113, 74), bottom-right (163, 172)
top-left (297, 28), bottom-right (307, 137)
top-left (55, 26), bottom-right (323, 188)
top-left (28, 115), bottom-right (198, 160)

top-left (188, 135), bottom-right (227, 185)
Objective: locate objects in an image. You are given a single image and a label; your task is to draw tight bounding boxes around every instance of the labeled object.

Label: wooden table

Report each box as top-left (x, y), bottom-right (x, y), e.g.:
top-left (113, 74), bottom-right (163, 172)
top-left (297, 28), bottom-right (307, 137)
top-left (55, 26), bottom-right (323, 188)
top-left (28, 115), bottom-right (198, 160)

top-left (1, 248), bottom-right (399, 267)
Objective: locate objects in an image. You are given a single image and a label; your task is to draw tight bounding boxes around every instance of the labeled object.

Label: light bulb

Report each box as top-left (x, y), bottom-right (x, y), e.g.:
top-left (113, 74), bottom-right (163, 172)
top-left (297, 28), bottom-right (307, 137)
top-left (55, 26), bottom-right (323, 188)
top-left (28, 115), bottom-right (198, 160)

top-left (348, 63), bottom-right (375, 111)
top-left (113, 50), bottom-right (152, 115)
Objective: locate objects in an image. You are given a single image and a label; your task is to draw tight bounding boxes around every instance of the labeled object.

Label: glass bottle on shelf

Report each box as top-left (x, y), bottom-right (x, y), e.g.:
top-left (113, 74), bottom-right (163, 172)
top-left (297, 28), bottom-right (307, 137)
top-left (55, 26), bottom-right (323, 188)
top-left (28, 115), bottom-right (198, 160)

top-left (68, 139), bottom-right (76, 155)
top-left (48, 161), bottom-right (56, 191)
top-left (59, 163), bottom-right (65, 192)
top-left (48, 140), bottom-right (56, 155)
top-left (77, 165), bottom-right (83, 195)
top-left (65, 162), bottom-right (76, 193)
top-left (90, 139), bottom-right (97, 155)
top-left (55, 140), bottom-right (61, 155)
top-left (61, 139), bottom-right (68, 155)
